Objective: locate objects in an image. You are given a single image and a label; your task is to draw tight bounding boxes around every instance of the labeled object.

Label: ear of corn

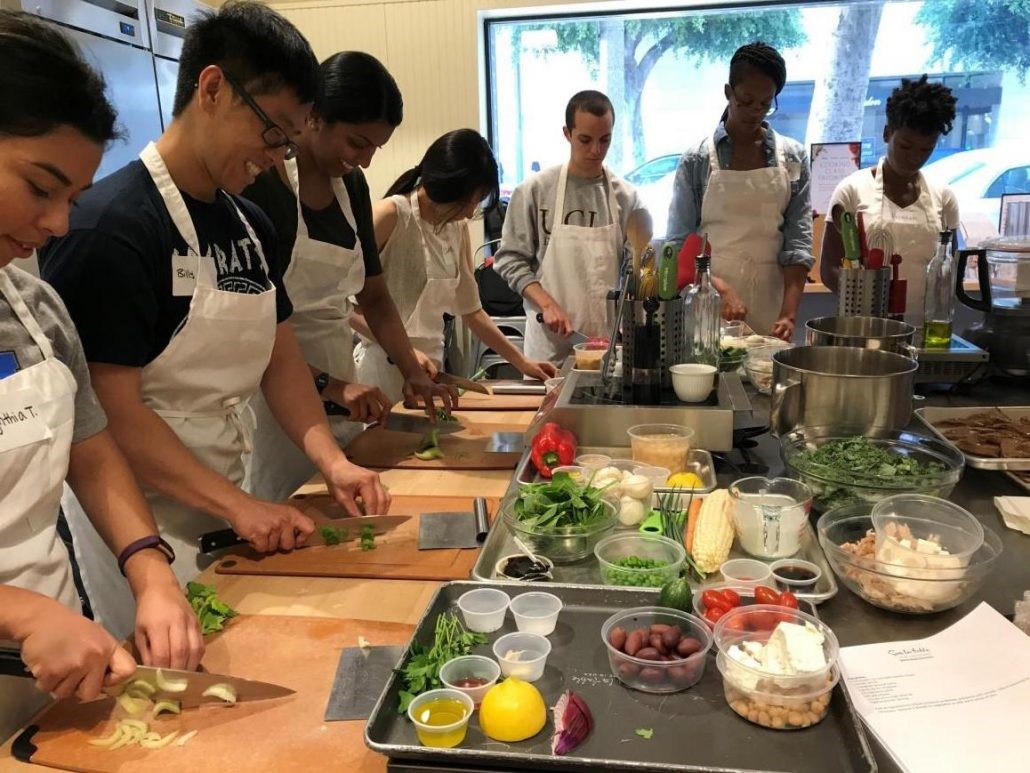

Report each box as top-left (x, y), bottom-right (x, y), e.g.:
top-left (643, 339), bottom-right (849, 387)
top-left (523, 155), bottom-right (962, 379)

top-left (690, 489), bottom-right (734, 574)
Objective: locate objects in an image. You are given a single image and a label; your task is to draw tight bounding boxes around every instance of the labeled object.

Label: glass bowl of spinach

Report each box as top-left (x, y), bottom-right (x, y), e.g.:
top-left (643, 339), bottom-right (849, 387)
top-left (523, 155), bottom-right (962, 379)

top-left (503, 472), bottom-right (619, 563)
top-left (780, 428), bottom-right (964, 512)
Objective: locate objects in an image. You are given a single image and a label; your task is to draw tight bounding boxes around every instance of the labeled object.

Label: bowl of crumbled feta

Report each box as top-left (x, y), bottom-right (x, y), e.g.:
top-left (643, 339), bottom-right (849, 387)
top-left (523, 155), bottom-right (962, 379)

top-left (817, 502), bottom-right (1003, 614)
top-left (712, 606), bottom-right (840, 730)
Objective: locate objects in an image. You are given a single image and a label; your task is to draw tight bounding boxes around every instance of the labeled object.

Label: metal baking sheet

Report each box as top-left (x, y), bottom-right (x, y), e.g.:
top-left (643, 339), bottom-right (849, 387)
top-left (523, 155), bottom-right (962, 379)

top-left (365, 582), bottom-right (875, 773)
top-left (515, 447), bottom-right (719, 496)
top-left (915, 406), bottom-right (1030, 470)
top-left (1007, 470), bottom-right (1030, 493)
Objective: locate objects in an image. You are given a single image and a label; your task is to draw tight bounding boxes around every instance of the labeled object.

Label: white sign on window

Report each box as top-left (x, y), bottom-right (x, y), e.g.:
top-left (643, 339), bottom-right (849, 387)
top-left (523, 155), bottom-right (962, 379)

top-left (810, 142), bottom-right (862, 217)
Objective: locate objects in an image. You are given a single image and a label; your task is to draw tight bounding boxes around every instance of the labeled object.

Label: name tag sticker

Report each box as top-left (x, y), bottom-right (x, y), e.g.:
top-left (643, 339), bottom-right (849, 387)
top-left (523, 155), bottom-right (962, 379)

top-left (171, 253), bottom-right (199, 296)
top-left (0, 390), bottom-right (52, 453)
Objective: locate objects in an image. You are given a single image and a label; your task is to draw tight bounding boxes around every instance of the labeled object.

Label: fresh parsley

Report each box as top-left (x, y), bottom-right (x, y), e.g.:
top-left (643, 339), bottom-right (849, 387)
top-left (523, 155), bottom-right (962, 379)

top-left (320, 525), bottom-right (348, 546)
top-left (185, 581), bottom-right (238, 635)
top-left (360, 524), bottom-right (376, 551)
top-left (635, 728), bottom-right (654, 740)
top-left (396, 612), bottom-right (487, 713)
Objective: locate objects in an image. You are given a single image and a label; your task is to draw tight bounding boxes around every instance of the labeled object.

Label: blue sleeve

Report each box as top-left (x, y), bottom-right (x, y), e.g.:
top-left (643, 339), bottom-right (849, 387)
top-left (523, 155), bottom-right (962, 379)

top-left (666, 149), bottom-right (707, 253)
top-left (779, 144), bottom-right (815, 269)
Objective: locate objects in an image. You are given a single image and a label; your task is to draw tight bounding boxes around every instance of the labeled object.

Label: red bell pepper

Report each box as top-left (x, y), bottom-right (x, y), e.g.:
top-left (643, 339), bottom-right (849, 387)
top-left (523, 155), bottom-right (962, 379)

top-left (530, 422), bottom-right (577, 479)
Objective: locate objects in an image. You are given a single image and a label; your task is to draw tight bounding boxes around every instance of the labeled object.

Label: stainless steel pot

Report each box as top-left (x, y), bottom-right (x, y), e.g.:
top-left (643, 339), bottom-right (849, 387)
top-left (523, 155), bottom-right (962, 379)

top-left (805, 316), bottom-right (917, 354)
top-left (771, 346), bottom-right (917, 436)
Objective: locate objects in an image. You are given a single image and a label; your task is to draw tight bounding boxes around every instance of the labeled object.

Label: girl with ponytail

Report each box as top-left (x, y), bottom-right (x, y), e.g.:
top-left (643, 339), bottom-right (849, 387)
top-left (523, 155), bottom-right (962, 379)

top-left (353, 129), bottom-right (555, 401)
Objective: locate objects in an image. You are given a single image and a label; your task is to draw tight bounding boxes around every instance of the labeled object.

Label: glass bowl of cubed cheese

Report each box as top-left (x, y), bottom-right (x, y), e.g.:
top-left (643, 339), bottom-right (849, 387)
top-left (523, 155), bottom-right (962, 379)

top-left (712, 606), bottom-right (840, 730)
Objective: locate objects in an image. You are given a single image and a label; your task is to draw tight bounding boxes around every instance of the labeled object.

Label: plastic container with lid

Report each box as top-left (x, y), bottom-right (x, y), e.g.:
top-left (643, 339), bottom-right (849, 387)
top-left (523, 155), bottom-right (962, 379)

top-left (600, 607), bottom-right (712, 693)
top-left (456, 588), bottom-right (509, 633)
top-left (492, 632), bottom-right (551, 682)
top-left (439, 656), bottom-right (501, 707)
top-left (627, 424), bottom-right (695, 473)
top-left (594, 533), bottom-right (686, 588)
top-left (407, 688), bottom-right (475, 747)
top-left (573, 342), bottom-right (607, 370)
top-left (719, 558), bottom-right (773, 588)
top-left (509, 592), bottom-right (563, 636)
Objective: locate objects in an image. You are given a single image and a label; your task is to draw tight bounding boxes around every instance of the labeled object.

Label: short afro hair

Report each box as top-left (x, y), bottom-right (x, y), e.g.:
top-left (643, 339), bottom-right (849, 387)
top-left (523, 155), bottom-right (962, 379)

top-left (885, 75), bottom-right (957, 136)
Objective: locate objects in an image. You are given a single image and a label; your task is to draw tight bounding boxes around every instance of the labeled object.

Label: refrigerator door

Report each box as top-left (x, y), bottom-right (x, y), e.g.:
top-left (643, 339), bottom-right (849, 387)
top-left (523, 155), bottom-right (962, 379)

top-left (154, 54), bottom-right (179, 131)
top-left (62, 25), bottom-right (164, 180)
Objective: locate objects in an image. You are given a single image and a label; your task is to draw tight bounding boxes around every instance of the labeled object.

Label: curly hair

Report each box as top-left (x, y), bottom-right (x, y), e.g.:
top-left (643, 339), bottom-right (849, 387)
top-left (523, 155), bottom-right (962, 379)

top-left (885, 75), bottom-right (957, 136)
top-left (729, 42), bottom-right (787, 95)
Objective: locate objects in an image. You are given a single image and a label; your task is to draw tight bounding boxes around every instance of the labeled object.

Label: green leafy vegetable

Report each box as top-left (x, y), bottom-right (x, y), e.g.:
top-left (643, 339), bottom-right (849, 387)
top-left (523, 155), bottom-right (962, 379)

top-left (436, 408), bottom-right (457, 422)
top-left (185, 582), bottom-right (238, 635)
top-left (319, 525), bottom-right (348, 546)
top-left (396, 612), bottom-right (487, 713)
top-left (635, 727), bottom-right (654, 740)
top-left (513, 472), bottom-right (612, 533)
top-left (794, 436), bottom-right (945, 483)
top-left (414, 429), bottom-right (444, 460)
top-left (360, 525), bottom-right (376, 551)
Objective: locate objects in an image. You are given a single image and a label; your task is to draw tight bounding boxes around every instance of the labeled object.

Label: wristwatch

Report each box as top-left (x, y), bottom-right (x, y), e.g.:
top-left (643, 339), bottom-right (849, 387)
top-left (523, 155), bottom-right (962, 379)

top-left (313, 371), bottom-right (330, 397)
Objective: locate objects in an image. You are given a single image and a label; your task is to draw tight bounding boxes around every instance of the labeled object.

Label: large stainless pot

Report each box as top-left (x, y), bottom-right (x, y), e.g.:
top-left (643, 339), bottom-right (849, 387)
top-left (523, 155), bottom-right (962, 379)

top-left (805, 316), bottom-right (917, 354)
top-left (771, 346), bottom-right (917, 436)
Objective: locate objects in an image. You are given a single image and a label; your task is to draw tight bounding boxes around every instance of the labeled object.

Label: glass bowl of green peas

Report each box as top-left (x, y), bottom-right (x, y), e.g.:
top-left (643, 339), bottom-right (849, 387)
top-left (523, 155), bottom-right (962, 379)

top-left (594, 533), bottom-right (685, 588)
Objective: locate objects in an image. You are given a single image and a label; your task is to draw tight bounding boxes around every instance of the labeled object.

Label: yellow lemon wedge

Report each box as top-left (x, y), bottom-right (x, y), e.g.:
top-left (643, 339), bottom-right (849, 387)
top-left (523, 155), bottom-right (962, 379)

top-left (666, 471), bottom-right (704, 489)
top-left (478, 677), bottom-right (546, 742)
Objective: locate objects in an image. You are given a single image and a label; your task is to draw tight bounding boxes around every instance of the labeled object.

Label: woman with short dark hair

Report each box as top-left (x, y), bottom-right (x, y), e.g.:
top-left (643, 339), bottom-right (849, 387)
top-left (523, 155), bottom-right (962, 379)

top-left (666, 42), bottom-right (814, 341)
top-left (821, 75), bottom-right (959, 325)
top-left (353, 129), bottom-right (556, 400)
top-left (0, 9), bottom-right (201, 741)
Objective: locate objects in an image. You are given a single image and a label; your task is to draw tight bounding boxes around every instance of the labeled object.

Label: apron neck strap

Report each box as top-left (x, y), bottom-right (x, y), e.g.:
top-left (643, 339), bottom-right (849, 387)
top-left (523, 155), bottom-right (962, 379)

top-left (285, 157), bottom-right (359, 242)
top-left (0, 266), bottom-right (54, 358)
top-left (707, 134), bottom-right (721, 169)
top-left (554, 163), bottom-right (619, 227)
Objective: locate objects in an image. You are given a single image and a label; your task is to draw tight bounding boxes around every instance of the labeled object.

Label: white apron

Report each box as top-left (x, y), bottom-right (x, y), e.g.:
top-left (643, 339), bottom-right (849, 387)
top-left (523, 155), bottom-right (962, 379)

top-left (64, 142), bottom-right (277, 638)
top-left (865, 157), bottom-right (943, 328)
top-left (0, 265), bottom-right (80, 741)
top-left (246, 159), bottom-right (366, 502)
top-left (522, 164), bottom-right (622, 364)
top-left (354, 190), bottom-right (462, 404)
top-left (700, 131), bottom-right (791, 336)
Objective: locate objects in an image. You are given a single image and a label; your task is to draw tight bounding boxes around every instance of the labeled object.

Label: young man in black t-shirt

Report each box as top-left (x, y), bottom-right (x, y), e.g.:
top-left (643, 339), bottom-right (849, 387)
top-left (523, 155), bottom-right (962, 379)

top-left (39, 1), bottom-right (390, 633)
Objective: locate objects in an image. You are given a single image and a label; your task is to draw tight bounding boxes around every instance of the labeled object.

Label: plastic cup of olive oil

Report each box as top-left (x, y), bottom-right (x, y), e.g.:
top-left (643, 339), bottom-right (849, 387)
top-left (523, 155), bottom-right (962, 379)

top-left (407, 689), bottom-right (474, 748)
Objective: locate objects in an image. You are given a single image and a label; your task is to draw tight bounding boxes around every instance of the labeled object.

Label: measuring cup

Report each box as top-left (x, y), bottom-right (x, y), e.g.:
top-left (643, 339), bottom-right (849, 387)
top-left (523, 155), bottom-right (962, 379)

top-left (729, 477), bottom-right (812, 559)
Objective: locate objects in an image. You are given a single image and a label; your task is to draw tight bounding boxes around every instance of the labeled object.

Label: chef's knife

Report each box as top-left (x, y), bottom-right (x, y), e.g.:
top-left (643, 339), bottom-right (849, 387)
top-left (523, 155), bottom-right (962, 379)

top-left (379, 413), bottom-right (462, 434)
top-left (198, 514), bottom-right (411, 555)
top-left (0, 652), bottom-right (293, 707)
top-left (535, 313), bottom-right (589, 346)
top-left (436, 371), bottom-right (492, 395)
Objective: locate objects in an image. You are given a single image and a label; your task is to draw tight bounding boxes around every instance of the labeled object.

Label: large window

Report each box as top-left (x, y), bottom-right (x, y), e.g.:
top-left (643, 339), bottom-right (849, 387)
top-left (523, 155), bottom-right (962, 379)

top-left (484, 0), bottom-right (1030, 241)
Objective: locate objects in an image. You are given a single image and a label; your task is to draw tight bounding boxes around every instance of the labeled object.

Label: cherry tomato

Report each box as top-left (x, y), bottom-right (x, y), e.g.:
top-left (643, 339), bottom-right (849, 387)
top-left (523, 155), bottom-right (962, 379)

top-left (702, 590), bottom-right (732, 612)
top-left (747, 610), bottom-right (779, 631)
top-left (723, 615), bottom-right (746, 631)
top-left (778, 591), bottom-right (799, 609)
top-left (721, 588), bottom-right (741, 608)
top-left (704, 606), bottom-right (727, 625)
top-left (754, 586), bottom-right (781, 605)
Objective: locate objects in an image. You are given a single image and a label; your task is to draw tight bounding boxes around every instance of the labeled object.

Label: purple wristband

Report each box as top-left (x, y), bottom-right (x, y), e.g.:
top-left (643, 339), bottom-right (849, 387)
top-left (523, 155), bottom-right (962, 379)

top-left (117, 535), bottom-right (176, 576)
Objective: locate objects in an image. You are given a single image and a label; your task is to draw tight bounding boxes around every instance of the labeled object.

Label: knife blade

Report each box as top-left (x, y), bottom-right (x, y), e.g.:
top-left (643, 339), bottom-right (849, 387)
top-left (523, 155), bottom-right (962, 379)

top-left (484, 431), bottom-right (524, 453)
top-left (379, 413), bottom-right (462, 434)
top-left (535, 312), bottom-right (589, 346)
top-left (0, 651), bottom-right (294, 708)
top-left (198, 514), bottom-right (411, 555)
top-left (109, 666), bottom-right (293, 708)
top-left (436, 372), bottom-right (492, 395)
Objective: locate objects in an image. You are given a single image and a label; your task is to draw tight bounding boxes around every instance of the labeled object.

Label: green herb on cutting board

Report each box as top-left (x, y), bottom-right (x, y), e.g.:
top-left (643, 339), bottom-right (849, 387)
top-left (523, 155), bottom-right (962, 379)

top-left (635, 728), bottom-right (654, 740)
top-left (185, 582), bottom-right (238, 635)
top-left (513, 472), bottom-right (612, 532)
top-left (396, 612), bottom-right (487, 713)
top-left (436, 408), bottom-right (457, 422)
top-left (360, 525), bottom-right (376, 551)
top-left (320, 525), bottom-right (348, 546)
top-left (414, 429), bottom-right (444, 460)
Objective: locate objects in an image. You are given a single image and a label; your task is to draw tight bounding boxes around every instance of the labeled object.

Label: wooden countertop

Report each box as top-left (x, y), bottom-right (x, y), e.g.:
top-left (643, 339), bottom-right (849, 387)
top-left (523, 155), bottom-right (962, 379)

top-left (0, 409), bottom-right (536, 772)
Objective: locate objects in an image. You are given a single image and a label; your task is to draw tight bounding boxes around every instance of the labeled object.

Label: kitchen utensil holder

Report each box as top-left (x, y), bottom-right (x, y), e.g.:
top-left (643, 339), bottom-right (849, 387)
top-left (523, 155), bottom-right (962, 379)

top-left (621, 298), bottom-right (685, 388)
top-left (838, 267), bottom-right (890, 318)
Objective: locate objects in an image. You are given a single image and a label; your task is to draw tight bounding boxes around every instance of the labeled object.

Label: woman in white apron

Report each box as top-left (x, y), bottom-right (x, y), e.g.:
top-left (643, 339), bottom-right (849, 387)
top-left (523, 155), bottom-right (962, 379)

top-left (243, 52), bottom-right (455, 503)
top-left (0, 11), bottom-right (200, 740)
top-left (666, 43), bottom-right (813, 340)
top-left (353, 130), bottom-right (555, 403)
top-left (822, 75), bottom-right (960, 327)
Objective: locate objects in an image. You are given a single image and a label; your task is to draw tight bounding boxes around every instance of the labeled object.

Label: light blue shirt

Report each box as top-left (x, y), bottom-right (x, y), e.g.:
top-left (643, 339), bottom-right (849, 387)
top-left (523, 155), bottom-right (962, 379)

top-left (665, 123), bottom-right (814, 269)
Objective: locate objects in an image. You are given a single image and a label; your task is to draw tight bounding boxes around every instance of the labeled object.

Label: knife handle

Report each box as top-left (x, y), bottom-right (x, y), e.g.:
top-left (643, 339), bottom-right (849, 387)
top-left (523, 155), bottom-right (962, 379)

top-left (198, 528), bottom-right (245, 554)
top-left (0, 648), bottom-right (31, 678)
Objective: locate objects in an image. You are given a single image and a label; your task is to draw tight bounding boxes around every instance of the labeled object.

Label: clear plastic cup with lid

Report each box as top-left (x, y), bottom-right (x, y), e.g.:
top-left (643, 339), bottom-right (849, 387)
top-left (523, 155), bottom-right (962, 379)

top-left (456, 588), bottom-right (509, 633)
top-left (871, 494), bottom-right (984, 567)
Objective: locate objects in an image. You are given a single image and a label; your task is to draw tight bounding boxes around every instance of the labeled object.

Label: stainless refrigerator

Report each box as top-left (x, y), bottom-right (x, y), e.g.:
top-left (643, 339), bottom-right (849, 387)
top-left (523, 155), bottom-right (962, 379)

top-left (145, 0), bottom-right (205, 130)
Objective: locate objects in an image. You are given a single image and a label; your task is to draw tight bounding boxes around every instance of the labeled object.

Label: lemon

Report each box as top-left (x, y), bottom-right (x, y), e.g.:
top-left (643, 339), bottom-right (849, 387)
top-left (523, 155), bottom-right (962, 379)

top-left (478, 677), bottom-right (546, 742)
top-left (667, 471), bottom-right (703, 489)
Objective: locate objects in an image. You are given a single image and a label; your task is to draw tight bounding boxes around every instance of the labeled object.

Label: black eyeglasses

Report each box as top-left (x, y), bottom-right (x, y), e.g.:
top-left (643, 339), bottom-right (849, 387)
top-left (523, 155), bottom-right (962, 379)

top-left (222, 70), bottom-right (299, 160)
top-left (731, 86), bottom-right (778, 118)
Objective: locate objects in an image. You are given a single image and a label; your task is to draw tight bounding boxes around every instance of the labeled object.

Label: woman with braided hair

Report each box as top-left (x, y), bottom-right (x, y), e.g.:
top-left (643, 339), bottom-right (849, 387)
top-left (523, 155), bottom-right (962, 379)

top-left (666, 42), bottom-right (813, 341)
top-left (821, 75), bottom-right (959, 327)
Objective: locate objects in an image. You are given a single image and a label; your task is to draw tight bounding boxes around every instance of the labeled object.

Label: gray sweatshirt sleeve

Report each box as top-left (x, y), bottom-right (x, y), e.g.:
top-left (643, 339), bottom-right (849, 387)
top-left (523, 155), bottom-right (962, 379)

top-left (492, 181), bottom-right (541, 296)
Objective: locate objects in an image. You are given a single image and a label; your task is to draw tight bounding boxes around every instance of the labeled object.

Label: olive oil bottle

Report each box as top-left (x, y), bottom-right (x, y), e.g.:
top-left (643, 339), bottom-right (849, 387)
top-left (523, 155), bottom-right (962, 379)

top-left (922, 231), bottom-right (954, 349)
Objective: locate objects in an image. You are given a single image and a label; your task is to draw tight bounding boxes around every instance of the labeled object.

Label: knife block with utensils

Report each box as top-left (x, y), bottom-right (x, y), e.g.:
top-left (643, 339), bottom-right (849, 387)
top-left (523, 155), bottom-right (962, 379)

top-left (621, 297), bottom-right (686, 391)
top-left (838, 267), bottom-right (891, 318)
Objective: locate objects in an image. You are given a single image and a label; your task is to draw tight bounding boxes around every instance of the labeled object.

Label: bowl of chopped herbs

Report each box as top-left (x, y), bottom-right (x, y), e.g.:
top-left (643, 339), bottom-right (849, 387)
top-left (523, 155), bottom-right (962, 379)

top-left (781, 428), bottom-right (964, 512)
top-left (503, 471), bottom-right (618, 563)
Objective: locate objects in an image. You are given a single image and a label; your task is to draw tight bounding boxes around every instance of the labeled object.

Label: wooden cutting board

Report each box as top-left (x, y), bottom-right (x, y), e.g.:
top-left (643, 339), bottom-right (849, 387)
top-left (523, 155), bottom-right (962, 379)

top-left (12, 615), bottom-right (412, 773)
top-left (344, 426), bottom-right (522, 470)
top-left (215, 494), bottom-right (499, 580)
top-left (407, 380), bottom-right (545, 411)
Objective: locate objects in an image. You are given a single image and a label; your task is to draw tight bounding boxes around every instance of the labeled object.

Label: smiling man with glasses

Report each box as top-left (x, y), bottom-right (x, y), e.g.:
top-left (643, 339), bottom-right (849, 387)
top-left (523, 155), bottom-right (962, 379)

top-left (39, 1), bottom-right (391, 639)
top-left (666, 41), bottom-right (813, 342)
